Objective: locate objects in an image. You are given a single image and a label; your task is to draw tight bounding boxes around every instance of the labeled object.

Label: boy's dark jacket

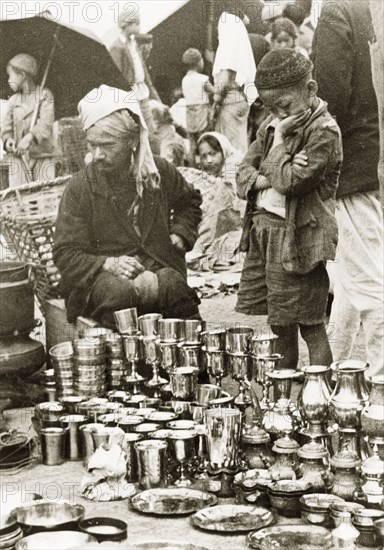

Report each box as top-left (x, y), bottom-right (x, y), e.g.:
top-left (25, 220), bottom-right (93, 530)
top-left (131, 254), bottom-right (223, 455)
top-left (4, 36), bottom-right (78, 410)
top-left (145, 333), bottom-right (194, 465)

top-left (237, 100), bottom-right (342, 274)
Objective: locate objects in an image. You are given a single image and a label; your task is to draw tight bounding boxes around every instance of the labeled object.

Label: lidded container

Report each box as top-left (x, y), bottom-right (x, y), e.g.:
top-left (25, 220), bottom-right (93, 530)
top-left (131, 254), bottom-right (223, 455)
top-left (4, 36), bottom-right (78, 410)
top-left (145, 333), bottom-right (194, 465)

top-left (355, 446), bottom-right (384, 506)
top-left (269, 435), bottom-right (299, 481)
top-left (331, 511), bottom-right (360, 549)
top-left (241, 425), bottom-right (274, 469)
top-left (330, 447), bottom-right (361, 500)
top-left (297, 440), bottom-right (332, 491)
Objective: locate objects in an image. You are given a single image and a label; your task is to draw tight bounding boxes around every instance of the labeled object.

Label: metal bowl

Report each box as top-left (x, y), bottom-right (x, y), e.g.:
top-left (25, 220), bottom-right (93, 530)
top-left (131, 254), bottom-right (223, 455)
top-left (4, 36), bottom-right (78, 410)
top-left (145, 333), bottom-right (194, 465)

top-left (374, 517), bottom-right (384, 539)
top-left (268, 481), bottom-right (313, 518)
top-left (79, 517), bottom-right (127, 542)
top-left (0, 492), bottom-right (42, 532)
top-left (14, 500), bottom-right (85, 532)
top-left (15, 530), bottom-right (96, 549)
top-left (300, 494), bottom-right (345, 527)
top-left (353, 508), bottom-right (384, 527)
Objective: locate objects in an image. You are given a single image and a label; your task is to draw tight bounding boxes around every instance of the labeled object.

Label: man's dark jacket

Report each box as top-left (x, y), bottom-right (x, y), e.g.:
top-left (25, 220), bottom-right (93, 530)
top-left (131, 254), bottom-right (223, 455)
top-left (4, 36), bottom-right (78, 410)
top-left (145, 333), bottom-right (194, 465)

top-left (311, 0), bottom-right (379, 197)
top-left (53, 157), bottom-right (202, 322)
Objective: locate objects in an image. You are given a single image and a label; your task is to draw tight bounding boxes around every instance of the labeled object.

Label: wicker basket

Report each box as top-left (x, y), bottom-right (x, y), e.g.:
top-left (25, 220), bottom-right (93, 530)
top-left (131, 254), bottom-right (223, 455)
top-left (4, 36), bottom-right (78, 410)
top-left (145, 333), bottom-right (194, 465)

top-left (57, 117), bottom-right (87, 175)
top-left (0, 176), bottom-right (72, 311)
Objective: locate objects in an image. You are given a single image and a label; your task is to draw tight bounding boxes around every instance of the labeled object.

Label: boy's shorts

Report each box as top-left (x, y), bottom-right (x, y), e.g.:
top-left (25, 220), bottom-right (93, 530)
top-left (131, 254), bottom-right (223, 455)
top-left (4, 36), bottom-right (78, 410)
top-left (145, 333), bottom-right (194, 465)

top-left (236, 211), bottom-right (329, 326)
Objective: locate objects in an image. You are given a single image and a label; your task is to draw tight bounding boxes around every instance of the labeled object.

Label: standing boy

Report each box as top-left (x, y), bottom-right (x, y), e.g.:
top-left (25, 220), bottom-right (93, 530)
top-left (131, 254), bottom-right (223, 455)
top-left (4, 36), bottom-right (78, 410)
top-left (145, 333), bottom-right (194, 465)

top-left (236, 49), bottom-right (342, 369)
top-left (181, 48), bottom-right (214, 166)
top-left (2, 54), bottom-right (55, 187)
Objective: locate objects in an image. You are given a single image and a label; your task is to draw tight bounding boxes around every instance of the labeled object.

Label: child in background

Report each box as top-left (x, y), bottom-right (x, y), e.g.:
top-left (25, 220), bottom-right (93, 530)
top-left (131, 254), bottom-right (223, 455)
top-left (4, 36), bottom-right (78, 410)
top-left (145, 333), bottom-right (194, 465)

top-left (236, 49), bottom-right (342, 370)
top-left (181, 48), bottom-right (214, 166)
top-left (169, 88), bottom-right (187, 133)
top-left (1, 54), bottom-right (55, 187)
top-left (149, 100), bottom-right (187, 163)
top-left (271, 17), bottom-right (310, 58)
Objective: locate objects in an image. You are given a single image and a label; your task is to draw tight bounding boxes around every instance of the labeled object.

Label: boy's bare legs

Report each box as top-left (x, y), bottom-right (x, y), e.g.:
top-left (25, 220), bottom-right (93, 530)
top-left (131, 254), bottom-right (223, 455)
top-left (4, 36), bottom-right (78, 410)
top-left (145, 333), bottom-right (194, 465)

top-left (271, 324), bottom-right (299, 370)
top-left (299, 323), bottom-right (333, 367)
top-left (271, 323), bottom-right (332, 369)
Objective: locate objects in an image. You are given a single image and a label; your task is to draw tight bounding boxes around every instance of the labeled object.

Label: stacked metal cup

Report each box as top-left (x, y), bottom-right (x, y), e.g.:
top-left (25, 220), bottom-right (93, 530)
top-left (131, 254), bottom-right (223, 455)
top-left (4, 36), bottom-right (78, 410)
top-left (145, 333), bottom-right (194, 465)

top-left (114, 308), bottom-right (145, 392)
top-left (158, 319), bottom-right (185, 373)
top-left (73, 336), bottom-right (107, 397)
top-left (105, 333), bottom-right (127, 390)
top-left (139, 314), bottom-right (166, 391)
top-left (49, 342), bottom-right (75, 397)
top-left (227, 327), bottom-right (254, 412)
top-left (250, 333), bottom-right (281, 410)
top-left (179, 320), bottom-right (206, 374)
top-left (202, 329), bottom-right (229, 387)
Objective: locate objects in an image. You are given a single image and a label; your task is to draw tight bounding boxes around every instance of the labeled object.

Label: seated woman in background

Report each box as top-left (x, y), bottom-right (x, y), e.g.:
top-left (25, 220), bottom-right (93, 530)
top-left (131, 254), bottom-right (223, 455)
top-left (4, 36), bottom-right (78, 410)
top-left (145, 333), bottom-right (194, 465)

top-left (180, 131), bottom-right (245, 270)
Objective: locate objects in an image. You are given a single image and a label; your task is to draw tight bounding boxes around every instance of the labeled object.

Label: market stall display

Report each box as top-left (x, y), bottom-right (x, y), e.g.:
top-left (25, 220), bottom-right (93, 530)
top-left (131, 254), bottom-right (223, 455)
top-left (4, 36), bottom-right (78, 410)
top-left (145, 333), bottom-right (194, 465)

top-left (0, 309), bottom-right (382, 548)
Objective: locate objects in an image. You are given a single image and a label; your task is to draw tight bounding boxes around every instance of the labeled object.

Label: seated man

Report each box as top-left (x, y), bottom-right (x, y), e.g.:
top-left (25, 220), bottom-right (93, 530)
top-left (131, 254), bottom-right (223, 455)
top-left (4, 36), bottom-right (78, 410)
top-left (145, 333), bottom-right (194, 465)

top-left (53, 85), bottom-right (202, 330)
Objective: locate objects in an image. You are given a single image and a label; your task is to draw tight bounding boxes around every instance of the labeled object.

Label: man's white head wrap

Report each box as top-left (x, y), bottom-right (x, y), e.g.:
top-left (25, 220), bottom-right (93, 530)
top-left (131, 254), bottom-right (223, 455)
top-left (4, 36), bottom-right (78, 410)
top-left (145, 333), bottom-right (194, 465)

top-left (78, 85), bottom-right (159, 196)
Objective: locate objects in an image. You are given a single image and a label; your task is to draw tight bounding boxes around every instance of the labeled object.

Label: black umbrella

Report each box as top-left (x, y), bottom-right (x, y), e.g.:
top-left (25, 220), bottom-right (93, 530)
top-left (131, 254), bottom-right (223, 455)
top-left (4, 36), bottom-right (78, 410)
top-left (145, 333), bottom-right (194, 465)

top-left (0, 11), bottom-right (129, 119)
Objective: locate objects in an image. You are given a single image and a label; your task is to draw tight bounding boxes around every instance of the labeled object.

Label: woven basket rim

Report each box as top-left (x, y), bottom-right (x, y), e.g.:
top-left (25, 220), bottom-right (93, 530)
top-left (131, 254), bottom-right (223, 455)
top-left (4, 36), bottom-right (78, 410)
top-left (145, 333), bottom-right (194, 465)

top-left (0, 175), bottom-right (72, 202)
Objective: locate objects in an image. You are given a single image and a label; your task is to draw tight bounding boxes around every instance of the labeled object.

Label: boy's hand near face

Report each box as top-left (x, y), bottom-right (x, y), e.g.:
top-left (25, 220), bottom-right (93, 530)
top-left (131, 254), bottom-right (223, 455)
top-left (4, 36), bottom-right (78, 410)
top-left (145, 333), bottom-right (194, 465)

top-left (275, 109), bottom-right (312, 137)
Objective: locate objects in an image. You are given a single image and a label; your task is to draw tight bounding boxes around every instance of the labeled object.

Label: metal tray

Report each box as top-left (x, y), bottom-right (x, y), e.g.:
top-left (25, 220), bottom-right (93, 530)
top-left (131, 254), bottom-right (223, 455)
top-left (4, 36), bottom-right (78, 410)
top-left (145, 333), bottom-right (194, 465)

top-left (131, 487), bottom-right (217, 516)
top-left (127, 544), bottom-right (210, 550)
top-left (247, 524), bottom-right (332, 549)
top-left (191, 504), bottom-right (276, 532)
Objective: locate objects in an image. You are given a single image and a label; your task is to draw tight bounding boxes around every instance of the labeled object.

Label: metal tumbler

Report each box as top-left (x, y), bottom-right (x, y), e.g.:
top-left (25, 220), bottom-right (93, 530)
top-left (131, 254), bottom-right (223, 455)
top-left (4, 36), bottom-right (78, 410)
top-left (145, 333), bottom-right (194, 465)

top-left (40, 427), bottom-right (67, 466)
top-left (135, 439), bottom-right (168, 489)
top-left (60, 414), bottom-right (88, 460)
top-left (122, 433), bottom-right (144, 482)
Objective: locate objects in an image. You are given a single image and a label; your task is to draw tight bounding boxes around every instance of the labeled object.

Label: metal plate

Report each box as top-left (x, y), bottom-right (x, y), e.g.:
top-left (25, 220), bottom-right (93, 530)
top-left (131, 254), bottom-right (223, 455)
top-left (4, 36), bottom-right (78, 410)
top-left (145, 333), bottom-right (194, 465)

top-left (131, 488), bottom-right (217, 516)
top-left (127, 544), bottom-right (210, 550)
top-left (147, 412), bottom-right (178, 424)
top-left (247, 524), bottom-right (332, 549)
top-left (191, 504), bottom-right (276, 533)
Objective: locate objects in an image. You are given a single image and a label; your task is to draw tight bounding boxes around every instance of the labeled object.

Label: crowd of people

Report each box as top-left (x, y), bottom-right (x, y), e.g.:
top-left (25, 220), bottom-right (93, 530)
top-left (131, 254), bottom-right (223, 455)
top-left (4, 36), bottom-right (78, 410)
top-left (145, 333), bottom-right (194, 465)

top-left (1, 0), bottom-right (383, 379)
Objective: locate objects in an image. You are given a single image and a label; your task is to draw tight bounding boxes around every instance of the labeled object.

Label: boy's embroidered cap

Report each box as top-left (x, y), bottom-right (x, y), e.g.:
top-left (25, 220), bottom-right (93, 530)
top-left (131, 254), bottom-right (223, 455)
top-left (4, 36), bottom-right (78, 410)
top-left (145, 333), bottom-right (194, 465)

top-left (256, 49), bottom-right (313, 90)
top-left (8, 54), bottom-right (38, 77)
top-left (182, 48), bottom-right (203, 66)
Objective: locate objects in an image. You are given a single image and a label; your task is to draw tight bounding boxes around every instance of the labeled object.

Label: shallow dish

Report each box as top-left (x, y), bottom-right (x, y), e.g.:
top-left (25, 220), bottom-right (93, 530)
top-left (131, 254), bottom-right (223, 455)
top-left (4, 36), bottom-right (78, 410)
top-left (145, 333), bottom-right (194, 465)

top-left (234, 469), bottom-right (273, 491)
top-left (15, 530), bottom-right (96, 549)
top-left (247, 524), bottom-right (332, 549)
top-left (131, 488), bottom-right (217, 516)
top-left (14, 500), bottom-right (85, 531)
top-left (0, 492), bottom-right (42, 531)
top-left (127, 543), bottom-right (210, 550)
top-left (191, 504), bottom-right (275, 532)
top-left (148, 412), bottom-right (178, 424)
top-left (166, 420), bottom-right (197, 430)
top-left (79, 517), bottom-right (127, 542)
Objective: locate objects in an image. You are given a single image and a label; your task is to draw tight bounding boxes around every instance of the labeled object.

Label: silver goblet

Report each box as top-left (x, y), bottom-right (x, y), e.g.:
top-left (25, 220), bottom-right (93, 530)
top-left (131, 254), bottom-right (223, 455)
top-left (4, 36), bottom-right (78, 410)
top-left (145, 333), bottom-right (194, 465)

top-left (167, 429), bottom-right (198, 486)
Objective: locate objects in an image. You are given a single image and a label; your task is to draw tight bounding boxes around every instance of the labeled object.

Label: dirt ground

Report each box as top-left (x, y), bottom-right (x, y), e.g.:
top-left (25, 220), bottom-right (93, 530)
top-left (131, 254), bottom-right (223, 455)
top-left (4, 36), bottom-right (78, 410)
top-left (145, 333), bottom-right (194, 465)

top-left (200, 292), bottom-right (366, 367)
